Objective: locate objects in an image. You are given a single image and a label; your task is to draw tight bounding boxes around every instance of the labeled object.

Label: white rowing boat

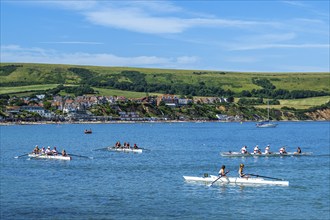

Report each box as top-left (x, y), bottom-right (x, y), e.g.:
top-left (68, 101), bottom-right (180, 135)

top-left (183, 175), bottom-right (289, 186)
top-left (28, 153), bottom-right (72, 161)
top-left (220, 152), bottom-right (312, 157)
top-left (107, 147), bottom-right (142, 153)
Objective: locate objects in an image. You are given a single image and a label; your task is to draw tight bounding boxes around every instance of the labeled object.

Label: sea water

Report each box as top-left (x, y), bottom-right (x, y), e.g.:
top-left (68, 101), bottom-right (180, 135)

top-left (1, 122), bottom-right (329, 219)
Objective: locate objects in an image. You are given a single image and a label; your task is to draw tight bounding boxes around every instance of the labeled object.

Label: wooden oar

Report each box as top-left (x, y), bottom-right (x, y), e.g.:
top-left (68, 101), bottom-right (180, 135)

top-left (14, 153), bottom-right (29, 159)
top-left (68, 154), bottom-right (93, 159)
top-left (247, 174), bottom-right (284, 181)
top-left (208, 171), bottom-right (229, 187)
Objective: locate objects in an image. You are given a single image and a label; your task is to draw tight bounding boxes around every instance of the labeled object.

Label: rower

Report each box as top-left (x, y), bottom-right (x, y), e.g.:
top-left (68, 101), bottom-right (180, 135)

top-left (253, 145), bottom-right (261, 154)
top-left (40, 147), bottom-right (45, 154)
top-left (45, 146), bottom-right (52, 155)
top-left (218, 165), bottom-right (227, 177)
top-left (133, 143), bottom-right (139, 149)
top-left (33, 145), bottom-right (39, 154)
top-left (265, 145), bottom-right (271, 154)
top-left (52, 147), bottom-right (58, 155)
top-left (62, 149), bottom-right (67, 156)
top-left (279, 147), bottom-right (287, 154)
top-left (238, 164), bottom-right (249, 178)
top-left (241, 146), bottom-right (248, 154)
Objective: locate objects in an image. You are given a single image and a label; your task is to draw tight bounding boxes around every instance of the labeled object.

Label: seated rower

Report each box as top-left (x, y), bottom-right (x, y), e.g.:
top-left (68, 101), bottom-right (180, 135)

top-left (45, 146), bottom-right (52, 155)
top-left (52, 147), bottom-right (58, 155)
top-left (253, 145), bottom-right (261, 154)
top-left (115, 141), bottom-right (121, 148)
top-left (126, 143), bottom-right (130, 149)
top-left (62, 149), bottom-right (67, 156)
top-left (238, 164), bottom-right (249, 178)
top-left (40, 147), bottom-right (46, 154)
top-left (218, 165), bottom-right (227, 177)
top-left (133, 143), bottom-right (139, 149)
top-left (279, 147), bottom-right (287, 154)
top-left (265, 145), bottom-right (271, 154)
top-left (33, 145), bottom-right (40, 154)
top-left (241, 146), bottom-right (248, 154)
top-left (294, 147), bottom-right (302, 154)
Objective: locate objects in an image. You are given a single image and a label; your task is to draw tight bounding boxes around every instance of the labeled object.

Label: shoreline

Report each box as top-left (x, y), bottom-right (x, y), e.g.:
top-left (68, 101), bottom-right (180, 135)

top-left (1, 119), bottom-right (328, 126)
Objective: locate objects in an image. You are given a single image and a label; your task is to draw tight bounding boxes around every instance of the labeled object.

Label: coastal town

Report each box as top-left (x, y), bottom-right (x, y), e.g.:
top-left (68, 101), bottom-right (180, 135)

top-left (1, 93), bottom-right (239, 123)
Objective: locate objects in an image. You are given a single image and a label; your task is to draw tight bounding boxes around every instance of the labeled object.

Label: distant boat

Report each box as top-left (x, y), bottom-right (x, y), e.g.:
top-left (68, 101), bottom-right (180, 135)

top-left (84, 129), bottom-right (92, 134)
top-left (256, 101), bottom-right (278, 128)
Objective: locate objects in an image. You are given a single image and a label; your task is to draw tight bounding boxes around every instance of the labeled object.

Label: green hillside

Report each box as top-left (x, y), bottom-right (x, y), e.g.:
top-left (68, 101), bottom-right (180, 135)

top-left (1, 63), bottom-right (329, 98)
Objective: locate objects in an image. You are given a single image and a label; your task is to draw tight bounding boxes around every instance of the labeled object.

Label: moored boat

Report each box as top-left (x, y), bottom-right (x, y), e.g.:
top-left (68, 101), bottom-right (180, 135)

top-left (220, 151), bottom-right (312, 157)
top-left (183, 175), bottom-right (289, 186)
top-left (107, 147), bottom-right (142, 153)
top-left (28, 153), bottom-right (72, 160)
top-left (84, 129), bottom-right (92, 134)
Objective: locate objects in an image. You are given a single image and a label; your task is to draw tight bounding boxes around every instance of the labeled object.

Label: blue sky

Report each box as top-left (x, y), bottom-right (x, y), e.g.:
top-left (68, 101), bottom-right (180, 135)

top-left (1, 1), bottom-right (329, 72)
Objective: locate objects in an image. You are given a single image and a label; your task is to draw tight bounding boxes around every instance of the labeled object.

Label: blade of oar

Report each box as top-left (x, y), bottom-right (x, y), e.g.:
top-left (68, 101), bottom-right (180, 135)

top-left (247, 174), bottom-right (284, 181)
top-left (69, 154), bottom-right (93, 159)
top-left (14, 153), bottom-right (29, 159)
top-left (92, 147), bottom-right (109, 151)
top-left (208, 171), bottom-right (230, 187)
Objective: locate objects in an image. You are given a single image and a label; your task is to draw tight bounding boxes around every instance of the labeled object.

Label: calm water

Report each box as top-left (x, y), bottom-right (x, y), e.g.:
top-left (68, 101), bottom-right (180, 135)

top-left (1, 122), bottom-right (329, 220)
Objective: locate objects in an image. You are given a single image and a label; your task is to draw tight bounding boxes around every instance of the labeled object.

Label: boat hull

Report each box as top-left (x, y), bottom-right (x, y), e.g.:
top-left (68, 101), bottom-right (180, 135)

top-left (107, 147), bottom-right (142, 153)
top-left (256, 123), bottom-right (277, 128)
top-left (28, 154), bottom-right (72, 160)
top-left (220, 152), bottom-right (312, 157)
top-left (183, 175), bottom-right (289, 186)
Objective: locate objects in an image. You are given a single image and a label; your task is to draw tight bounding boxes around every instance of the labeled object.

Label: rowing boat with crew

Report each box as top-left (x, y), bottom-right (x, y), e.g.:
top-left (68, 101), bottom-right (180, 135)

top-left (107, 147), bottom-right (143, 153)
top-left (28, 153), bottom-right (72, 160)
top-left (220, 151), bottom-right (312, 157)
top-left (183, 175), bottom-right (289, 186)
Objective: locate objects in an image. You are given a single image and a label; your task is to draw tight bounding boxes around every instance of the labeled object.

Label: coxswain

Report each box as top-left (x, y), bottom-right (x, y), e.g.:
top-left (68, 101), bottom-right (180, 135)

top-left (279, 147), bottom-right (287, 154)
top-left (253, 145), bottom-right (261, 154)
top-left (294, 147), bottom-right (302, 154)
top-left (241, 146), bottom-right (248, 154)
top-left (265, 145), bottom-right (271, 154)
top-left (218, 165), bottom-right (227, 177)
top-left (45, 146), bottom-right (52, 155)
top-left (62, 149), bottom-right (67, 156)
top-left (133, 144), bottom-right (139, 149)
top-left (238, 164), bottom-right (249, 178)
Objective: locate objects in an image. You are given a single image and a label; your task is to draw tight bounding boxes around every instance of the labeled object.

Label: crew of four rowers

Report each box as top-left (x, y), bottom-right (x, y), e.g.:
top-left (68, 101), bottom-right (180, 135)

top-left (241, 145), bottom-right (302, 155)
top-left (32, 145), bottom-right (67, 156)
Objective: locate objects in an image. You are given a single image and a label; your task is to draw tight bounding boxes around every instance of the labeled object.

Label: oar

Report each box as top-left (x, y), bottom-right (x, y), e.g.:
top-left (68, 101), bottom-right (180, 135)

top-left (68, 154), bottom-right (93, 159)
top-left (247, 174), bottom-right (284, 181)
top-left (92, 147), bottom-right (109, 151)
top-left (208, 171), bottom-right (230, 187)
top-left (14, 153), bottom-right (29, 159)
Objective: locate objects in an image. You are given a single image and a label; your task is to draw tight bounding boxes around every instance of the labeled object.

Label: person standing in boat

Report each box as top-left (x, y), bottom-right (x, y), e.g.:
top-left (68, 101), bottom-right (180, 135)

top-left (265, 145), bottom-right (271, 154)
top-left (253, 145), bottom-right (261, 154)
top-left (238, 164), bottom-right (249, 178)
top-left (218, 165), bottom-right (227, 177)
top-left (279, 147), bottom-right (287, 154)
top-left (241, 146), bottom-right (248, 154)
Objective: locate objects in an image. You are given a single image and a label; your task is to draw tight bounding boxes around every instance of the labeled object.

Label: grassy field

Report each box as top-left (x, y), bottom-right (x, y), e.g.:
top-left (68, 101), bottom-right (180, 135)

top-left (0, 84), bottom-right (59, 95)
top-left (1, 63), bottom-right (329, 94)
top-left (93, 87), bottom-right (161, 98)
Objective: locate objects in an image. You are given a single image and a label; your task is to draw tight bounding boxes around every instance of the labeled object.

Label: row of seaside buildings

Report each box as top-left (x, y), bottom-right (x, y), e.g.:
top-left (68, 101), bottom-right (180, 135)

top-left (3, 94), bottom-right (231, 122)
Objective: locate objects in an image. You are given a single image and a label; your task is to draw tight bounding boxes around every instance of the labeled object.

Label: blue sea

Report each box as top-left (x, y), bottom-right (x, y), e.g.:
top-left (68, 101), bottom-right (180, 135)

top-left (1, 122), bottom-right (329, 220)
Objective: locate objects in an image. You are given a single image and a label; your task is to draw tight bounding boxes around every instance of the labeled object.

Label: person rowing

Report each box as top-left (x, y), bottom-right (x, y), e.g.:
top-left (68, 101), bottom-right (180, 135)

top-left (32, 145), bottom-right (40, 154)
top-left (279, 147), bottom-right (287, 155)
top-left (218, 165), bottom-right (227, 177)
top-left (241, 146), bottom-right (248, 154)
top-left (253, 145), bottom-right (261, 154)
top-left (62, 149), bottom-right (67, 156)
top-left (265, 145), bottom-right (271, 154)
top-left (45, 146), bottom-right (52, 155)
top-left (238, 163), bottom-right (249, 178)
top-left (133, 143), bottom-right (139, 149)
top-left (115, 141), bottom-right (121, 149)
top-left (52, 147), bottom-right (58, 155)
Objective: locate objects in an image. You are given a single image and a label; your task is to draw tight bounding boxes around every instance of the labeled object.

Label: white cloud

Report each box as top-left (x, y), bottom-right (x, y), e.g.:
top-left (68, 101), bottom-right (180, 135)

top-left (0, 45), bottom-right (198, 69)
top-left (229, 43), bottom-right (330, 51)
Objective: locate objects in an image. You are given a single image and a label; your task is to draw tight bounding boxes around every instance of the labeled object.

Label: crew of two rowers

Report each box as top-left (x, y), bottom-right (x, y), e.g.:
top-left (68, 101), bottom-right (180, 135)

top-left (218, 164), bottom-right (248, 178)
